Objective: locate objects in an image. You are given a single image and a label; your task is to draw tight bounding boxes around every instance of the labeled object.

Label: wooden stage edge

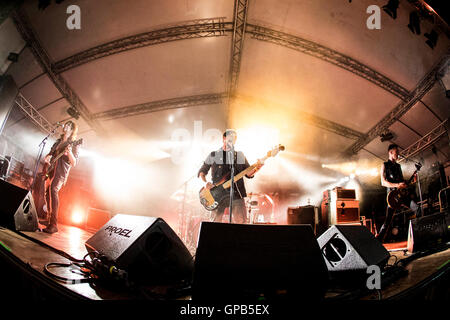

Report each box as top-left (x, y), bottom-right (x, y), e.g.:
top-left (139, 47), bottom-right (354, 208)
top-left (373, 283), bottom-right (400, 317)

top-left (0, 224), bottom-right (449, 301)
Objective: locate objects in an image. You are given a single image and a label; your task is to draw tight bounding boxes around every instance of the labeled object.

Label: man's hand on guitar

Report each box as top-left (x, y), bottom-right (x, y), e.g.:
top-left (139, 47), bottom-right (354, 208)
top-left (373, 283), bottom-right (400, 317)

top-left (64, 145), bottom-right (72, 156)
top-left (205, 182), bottom-right (214, 190)
top-left (397, 182), bottom-right (407, 189)
top-left (44, 155), bottom-right (52, 164)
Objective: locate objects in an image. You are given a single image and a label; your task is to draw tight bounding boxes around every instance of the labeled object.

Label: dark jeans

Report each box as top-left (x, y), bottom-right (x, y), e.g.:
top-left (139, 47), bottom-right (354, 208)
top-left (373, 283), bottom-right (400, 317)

top-left (213, 198), bottom-right (247, 223)
top-left (45, 176), bottom-right (65, 226)
top-left (378, 200), bottom-right (419, 242)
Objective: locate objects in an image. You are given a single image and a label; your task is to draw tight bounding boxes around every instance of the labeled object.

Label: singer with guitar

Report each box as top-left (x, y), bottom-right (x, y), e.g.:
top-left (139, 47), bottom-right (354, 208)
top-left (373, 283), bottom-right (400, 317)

top-left (198, 129), bottom-right (263, 223)
top-left (42, 121), bottom-right (80, 234)
top-left (377, 143), bottom-right (419, 242)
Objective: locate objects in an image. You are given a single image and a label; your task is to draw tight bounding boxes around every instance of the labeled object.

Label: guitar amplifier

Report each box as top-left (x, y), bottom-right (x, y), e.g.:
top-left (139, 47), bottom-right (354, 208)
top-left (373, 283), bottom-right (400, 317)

top-left (287, 205), bottom-right (318, 234)
top-left (329, 199), bottom-right (360, 225)
top-left (334, 187), bottom-right (356, 200)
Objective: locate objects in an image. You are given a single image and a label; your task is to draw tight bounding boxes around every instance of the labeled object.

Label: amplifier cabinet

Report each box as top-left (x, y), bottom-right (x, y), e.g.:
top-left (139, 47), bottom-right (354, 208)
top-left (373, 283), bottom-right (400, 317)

top-left (329, 199), bottom-right (360, 225)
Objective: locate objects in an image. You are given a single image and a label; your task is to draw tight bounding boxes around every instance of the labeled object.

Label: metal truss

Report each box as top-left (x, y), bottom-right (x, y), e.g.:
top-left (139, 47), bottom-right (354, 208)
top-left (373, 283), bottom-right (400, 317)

top-left (235, 94), bottom-right (364, 140)
top-left (298, 111), bottom-right (364, 140)
top-left (398, 118), bottom-right (449, 162)
top-left (14, 93), bottom-right (54, 134)
top-left (93, 93), bottom-right (227, 121)
top-left (11, 9), bottom-right (104, 134)
top-left (345, 52), bottom-right (450, 155)
top-left (54, 18), bottom-right (232, 73)
top-left (246, 24), bottom-right (411, 100)
top-left (227, 0), bottom-right (249, 99)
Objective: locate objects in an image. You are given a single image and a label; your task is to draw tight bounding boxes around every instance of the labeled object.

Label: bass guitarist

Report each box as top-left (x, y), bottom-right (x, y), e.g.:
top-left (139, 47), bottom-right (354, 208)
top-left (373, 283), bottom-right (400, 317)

top-left (377, 143), bottom-right (418, 242)
top-left (42, 121), bottom-right (80, 234)
top-left (198, 129), bottom-right (263, 223)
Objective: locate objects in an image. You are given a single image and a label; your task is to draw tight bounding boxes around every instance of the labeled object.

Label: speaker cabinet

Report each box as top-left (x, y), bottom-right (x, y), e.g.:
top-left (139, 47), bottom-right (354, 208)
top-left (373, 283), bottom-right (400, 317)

top-left (329, 199), bottom-right (360, 225)
top-left (85, 214), bottom-right (193, 285)
top-left (317, 225), bottom-right (389, 272)
top-left (192, 222), bottom-right (329, 301)
top-left (0, 179), bottom-right (38, 231)
top-left (407, 211), bottom-right (450, 253)
top-left (287, 205), bottom-right (318, 234)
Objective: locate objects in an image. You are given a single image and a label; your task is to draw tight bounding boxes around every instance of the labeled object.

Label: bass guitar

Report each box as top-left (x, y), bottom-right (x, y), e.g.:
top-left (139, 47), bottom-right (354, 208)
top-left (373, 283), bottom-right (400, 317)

top-left (199, 144), bottom-right (285, 211)
top-left (386, 163), bottom-right (421, 210)
top-left (42, 138), bottom-right (83, 180)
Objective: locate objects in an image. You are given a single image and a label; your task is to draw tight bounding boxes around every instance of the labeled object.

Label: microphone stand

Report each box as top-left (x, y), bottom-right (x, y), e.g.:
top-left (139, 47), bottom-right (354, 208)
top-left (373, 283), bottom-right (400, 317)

top-left (401, 155), bottom-right (424, 217)
top-left (228, 143), bottom-right (235, 223)
top-left (415, 162), bottom-right (424, 217)
top-left (31, 124), bottom-right (59, 190)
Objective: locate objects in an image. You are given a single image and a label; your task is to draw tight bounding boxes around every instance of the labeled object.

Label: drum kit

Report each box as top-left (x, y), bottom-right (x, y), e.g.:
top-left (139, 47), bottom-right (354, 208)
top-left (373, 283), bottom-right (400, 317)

top-left (172, 180), bottom-right (276, 254)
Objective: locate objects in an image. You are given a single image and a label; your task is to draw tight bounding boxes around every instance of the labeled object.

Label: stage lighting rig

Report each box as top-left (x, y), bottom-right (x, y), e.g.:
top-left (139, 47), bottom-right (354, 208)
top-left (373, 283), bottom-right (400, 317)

top-left (383, 0), bottom-right (400, 19)
top-left (7, 52), bottom-right (19, 62)
top-left (380, 131), bottom-right (395, 142)
top-left (408, 11), bottom-right (421, 35)
top-left (424, 29), bottom-right (438, 49)
top-left (67, 106), bottom-right (80, 119)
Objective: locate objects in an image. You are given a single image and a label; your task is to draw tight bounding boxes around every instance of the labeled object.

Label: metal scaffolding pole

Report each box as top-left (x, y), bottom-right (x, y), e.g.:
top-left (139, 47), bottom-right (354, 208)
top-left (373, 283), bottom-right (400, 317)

top-left (345, 52), bottom-right (450, 156)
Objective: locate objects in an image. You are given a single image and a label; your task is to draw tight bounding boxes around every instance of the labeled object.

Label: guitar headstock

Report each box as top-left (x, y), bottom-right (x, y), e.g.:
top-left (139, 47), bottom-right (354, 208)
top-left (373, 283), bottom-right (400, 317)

top-left (266, 144), bottom-right (285, 158)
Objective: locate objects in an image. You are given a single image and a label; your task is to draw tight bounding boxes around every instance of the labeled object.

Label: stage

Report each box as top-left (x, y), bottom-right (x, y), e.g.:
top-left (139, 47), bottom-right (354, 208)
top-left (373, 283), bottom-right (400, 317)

top-left (0, 223), bottom-right (448, 301)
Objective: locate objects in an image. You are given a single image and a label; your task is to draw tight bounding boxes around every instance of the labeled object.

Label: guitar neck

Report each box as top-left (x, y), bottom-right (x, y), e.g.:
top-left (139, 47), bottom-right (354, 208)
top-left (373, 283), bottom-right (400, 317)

top-left (221, 156), bottom-right (268, 189)
top-left (406, 171), bottom-right (417, 185)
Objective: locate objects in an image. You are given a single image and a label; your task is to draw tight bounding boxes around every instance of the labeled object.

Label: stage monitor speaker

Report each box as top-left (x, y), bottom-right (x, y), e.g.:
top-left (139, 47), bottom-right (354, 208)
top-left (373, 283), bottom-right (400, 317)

top-left (85, 214), bottom-right (194, 285)
top-left (0, 179), bottom-right (38, 231)
top-left (407, 211), bottom-right (450, 253)
top-left (317, 225), bottom-right (389, 272)
top-left (192, 222), bottom-right (329, 301)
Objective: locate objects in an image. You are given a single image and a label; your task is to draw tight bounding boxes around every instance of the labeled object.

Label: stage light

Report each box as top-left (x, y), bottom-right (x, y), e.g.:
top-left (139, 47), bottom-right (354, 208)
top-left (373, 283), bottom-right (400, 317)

top-left (425, 30), bottom-right (438, 49)
top-left (350, 173), bottom-right (356, 179)
top-left (382, 0), bottom-right (399, 19)
top-left (380, 131), bottom-right (394, 142)
top-left (408, 11), bottom-right (421, 35)
top-left (71, 208), bottom-right (85, 225)
top-left (67, 106), bottom-right (80, 119)
top-left (168, 115), bottom-right (174, 123)
top-left (7, 52), bottom-right (19, 63)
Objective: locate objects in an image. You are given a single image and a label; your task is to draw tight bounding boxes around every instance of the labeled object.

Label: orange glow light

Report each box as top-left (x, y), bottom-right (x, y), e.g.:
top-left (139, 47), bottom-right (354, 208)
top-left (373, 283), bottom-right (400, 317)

top-left (71, 209), bottom-right (85, 225)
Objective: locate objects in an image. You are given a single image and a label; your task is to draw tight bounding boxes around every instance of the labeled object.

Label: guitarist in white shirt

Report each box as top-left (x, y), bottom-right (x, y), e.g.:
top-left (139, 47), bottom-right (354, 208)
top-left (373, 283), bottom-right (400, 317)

top-left (198, 129), bottom-right (263, 223)
top-left (42, 121), bottom-right (80, 234)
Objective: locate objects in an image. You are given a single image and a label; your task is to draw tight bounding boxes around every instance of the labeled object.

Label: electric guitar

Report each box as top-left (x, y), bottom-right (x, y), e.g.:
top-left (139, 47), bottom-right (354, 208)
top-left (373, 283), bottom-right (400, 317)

top-left (42, 138), bottom-right (83, 180)
top-left (386, 163), bottom-right (421, 210)
top-left (199, 144), bottom-right (285, 211)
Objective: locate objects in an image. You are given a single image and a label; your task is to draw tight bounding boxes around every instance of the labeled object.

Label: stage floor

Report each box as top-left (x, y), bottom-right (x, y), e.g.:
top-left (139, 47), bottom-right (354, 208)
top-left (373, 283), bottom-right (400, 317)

top-left (0, 224), bottom-right (449, 300)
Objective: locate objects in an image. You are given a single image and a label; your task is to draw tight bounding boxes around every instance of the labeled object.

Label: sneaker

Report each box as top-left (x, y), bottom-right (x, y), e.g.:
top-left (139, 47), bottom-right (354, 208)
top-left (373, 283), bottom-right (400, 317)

top-left (43, 224), bottom-right (58, 234)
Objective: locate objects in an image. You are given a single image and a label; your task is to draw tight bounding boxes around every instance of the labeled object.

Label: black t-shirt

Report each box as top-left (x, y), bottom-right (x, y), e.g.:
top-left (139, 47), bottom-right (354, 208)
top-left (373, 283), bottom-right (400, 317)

top-left (383, 160), bottom-right (404, 193)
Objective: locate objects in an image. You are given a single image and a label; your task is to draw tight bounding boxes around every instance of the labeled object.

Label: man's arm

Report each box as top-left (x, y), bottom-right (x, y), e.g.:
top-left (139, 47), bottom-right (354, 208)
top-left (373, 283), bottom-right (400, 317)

top-left (44, 140), bottom-right (59, 164)
top-left (198, 153), bottom-right (213, 189)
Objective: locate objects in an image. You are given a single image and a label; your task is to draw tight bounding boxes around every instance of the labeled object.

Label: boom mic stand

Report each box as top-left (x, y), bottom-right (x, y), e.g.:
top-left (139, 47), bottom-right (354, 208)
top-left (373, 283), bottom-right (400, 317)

top-left (401, 155), bottom-right (424, 217)
top-left (227, 142), bottom-right (235, 223)
top-left (31, 124), bottom-right (60, 190)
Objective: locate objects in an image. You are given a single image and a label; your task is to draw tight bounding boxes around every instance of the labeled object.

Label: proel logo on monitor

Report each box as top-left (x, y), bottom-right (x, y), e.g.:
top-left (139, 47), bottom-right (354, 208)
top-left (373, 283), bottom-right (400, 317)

top-left (105, 226), bottom-right (132, 238)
